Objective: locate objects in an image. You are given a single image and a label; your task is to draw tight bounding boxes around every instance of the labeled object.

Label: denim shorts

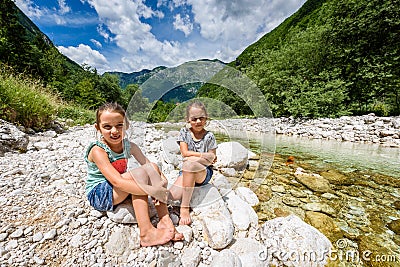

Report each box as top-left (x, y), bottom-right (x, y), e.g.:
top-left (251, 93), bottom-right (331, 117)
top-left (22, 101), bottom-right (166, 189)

top-left (179, 166), bottom-right (213, 187)
top-left (87, 180), bottom-right (114, 211)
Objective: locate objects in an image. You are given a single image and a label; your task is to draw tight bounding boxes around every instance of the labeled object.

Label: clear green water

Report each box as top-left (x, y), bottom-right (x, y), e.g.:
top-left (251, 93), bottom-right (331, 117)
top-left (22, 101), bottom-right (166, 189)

top-left (274, 135), bottom-right (400, 178)
top-left (159, 124), bottom-right (400, 178)
top-left (213, 130), bottom-right (400, 178)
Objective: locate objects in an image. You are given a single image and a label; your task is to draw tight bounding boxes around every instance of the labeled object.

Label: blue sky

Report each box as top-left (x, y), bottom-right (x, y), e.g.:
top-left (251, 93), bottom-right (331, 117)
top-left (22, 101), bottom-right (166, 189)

top-left (15, 0), bottom-right (306, 74)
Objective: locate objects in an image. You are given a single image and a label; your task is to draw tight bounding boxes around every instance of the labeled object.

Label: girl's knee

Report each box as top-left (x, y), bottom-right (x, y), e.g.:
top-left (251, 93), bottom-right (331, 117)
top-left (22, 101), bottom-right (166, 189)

top-left (150, 162), bottom-right (161, 173)
top-left (182, 161), bottom-right (204, 172)
top-left (128, 168), bottom-right (149, 184)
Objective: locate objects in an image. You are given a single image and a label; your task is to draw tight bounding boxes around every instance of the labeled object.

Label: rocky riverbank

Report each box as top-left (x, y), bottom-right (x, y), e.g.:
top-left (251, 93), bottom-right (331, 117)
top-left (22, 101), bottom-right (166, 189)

top-left (205, 113), bottom-right (400, 148)
top-left (0, 115), bottom-right (399, 266)
top-left (0, 121), bottom-right (333, 267)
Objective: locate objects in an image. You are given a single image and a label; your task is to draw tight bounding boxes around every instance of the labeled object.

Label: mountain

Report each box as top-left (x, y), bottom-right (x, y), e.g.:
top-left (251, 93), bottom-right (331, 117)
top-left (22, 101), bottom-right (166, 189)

top-left (107, 66), bottom-right (168, 89)
top-left (227, 0), bottom-right (400, 117)
top-left (106, 59), bottom-right (225, 103)
top-left (1, 1), bottom-right (127, 110)
top-left (0, 1), bottom-right (84, 85)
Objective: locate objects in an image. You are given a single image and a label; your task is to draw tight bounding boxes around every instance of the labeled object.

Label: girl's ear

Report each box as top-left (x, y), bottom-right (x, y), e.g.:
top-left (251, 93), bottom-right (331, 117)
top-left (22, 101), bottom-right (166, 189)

top-left (94, 123), bottom-right (100, 131)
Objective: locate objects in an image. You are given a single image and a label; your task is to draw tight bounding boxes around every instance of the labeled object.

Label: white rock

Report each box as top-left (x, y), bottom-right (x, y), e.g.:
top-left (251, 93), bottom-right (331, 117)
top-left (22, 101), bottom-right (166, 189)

top-left (32, 232), bottom-right (43, 242)
top-left (224, 191), bottom-right (258, 231)
top-left (191, 184), bottom-right (234, 249)
top-left (259, 215), bottom-right (331, 266)
top-left (210, 249), bottom-right (242, 267)
top-left (235, 187), bottom-right (259, 206)
top-left (176, 225), bottom-right (193, 243)
top-left (229, 238), bottom-right (266, 267)
top-left (181, 247), bottom-right (201, 267)
top-left (43, 229), bottom-right (57, 240)
top-left (215, 142), bottom-right (249, 170)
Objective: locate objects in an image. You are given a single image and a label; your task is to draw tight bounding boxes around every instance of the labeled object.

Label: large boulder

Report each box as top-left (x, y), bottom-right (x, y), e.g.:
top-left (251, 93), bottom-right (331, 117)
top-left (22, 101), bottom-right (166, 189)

top-left (191, 184), bottom-right (234, 249)
top-left (0, 119), bottom-right (29, 156)
top-left (259, 214), bottom-right (332, 267)
top-left (215, 142), bottom-right (249, 170)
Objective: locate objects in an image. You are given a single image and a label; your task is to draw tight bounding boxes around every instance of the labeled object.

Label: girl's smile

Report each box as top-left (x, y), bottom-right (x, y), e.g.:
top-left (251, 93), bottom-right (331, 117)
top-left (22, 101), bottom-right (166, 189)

top-left (96, 111), bottom-right (126, 151)
top-left (188, 107), bottom-right (207, 133)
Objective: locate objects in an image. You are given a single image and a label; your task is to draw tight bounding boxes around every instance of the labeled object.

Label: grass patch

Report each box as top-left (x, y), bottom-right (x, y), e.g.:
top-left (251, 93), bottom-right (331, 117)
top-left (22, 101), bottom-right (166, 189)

top-left (0, 66), bottom-right (94, 129)
top-left (0, 69), bottom-right (58, 128)
top-left (57, 105), bottom-right (95, 126)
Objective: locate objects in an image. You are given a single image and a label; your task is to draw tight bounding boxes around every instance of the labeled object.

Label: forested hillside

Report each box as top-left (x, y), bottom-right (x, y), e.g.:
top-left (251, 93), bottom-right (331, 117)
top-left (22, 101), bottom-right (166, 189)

top-left (200, 0), bottom-right (400, 118)
top-left (0, 0), bottom-right (138, 128)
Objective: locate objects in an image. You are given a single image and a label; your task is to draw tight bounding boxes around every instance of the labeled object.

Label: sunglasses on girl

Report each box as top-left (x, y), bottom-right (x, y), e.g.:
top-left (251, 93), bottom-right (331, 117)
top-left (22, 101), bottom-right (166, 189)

top-left (190, 117), bottom-right (207, 122)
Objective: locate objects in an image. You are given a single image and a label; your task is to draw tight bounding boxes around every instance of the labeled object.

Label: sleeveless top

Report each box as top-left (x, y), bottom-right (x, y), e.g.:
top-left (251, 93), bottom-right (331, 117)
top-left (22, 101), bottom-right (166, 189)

top-left (84, 139), bottom-right (131, 195)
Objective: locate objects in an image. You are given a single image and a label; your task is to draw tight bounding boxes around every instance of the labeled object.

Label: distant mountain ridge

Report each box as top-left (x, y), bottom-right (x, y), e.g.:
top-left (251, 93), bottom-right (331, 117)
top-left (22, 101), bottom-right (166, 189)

top-left (107, 66), bottom-right (167, 89)
top-left (106, 59), bottom-right (225, 103)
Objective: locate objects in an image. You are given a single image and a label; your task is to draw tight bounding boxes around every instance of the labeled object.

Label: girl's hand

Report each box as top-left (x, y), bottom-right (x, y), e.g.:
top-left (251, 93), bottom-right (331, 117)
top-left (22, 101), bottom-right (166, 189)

top-left (200, 153), bottom-right (215, 163)
top-left (140, 184), bottom-right (169, 203)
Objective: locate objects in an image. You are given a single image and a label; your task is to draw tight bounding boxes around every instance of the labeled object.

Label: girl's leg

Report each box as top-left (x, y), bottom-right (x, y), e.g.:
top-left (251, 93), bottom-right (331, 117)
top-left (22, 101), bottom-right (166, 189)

top-left (131, 195), bottom-right (174, 246)
top-left (168, 174), bottom-right (183, 201)
top-left (140, 162), bottom-right (168, 188)
top-left (179, 161), bottom-right (206, 225)
top-left (117, 168), bottom-right (169, 203)
top-left (154, 202), bottom-right (184, 241)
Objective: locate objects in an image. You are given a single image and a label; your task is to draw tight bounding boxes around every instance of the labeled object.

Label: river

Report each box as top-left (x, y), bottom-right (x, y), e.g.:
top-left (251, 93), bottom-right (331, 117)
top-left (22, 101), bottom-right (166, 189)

top-left (212, 130), bottom-right (400, 266)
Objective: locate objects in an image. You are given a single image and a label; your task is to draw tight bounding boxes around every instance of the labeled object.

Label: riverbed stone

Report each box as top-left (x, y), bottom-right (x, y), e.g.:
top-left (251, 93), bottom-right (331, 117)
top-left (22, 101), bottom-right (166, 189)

top-left (304, 211), bottom-right (343, 241)
top-left (259, 214), bottom-right (332, 267)
top-left (294, 168), bottom-right (332, 193)
top-left (387, 220), bottom-right (400, 235)
top-left (320, 169), bottom-right (354, 185)
top-left (357, 235), bottom-right (399, 267)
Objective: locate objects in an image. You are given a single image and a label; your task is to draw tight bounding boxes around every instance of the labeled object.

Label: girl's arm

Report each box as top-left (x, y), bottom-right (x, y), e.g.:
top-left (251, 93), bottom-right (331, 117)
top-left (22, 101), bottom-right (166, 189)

top-left (130, 142), bottom-right (150, 165)
top-left (180, 142), bottom-right (216, 165)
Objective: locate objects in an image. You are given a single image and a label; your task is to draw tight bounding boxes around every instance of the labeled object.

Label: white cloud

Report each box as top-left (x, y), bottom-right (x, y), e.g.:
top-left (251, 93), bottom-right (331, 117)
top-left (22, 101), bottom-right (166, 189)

top-left (14, 0), bottom-right (43, 18)
top-left (189, 0), bottom-right (305, 43)
top-left (57, 0), bottom-right (71, 14)
top-left (90, 39), bottom-right (102, 48)
top-left (15, 0), bottom-right (98, 27)
top-left (57, 44), bottom-right (109, 73)
top-left (16, 0), bottom-right (306, 73)
top-left (82, 0), bottom-right (196, 71)
top-left (173, 14), bottom-right (193, 36)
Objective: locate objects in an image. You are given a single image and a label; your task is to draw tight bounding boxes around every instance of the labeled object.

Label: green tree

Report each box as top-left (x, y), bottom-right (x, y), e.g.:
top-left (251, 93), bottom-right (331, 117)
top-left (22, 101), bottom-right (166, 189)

top-left (96, 73), bottom-right (122, 103)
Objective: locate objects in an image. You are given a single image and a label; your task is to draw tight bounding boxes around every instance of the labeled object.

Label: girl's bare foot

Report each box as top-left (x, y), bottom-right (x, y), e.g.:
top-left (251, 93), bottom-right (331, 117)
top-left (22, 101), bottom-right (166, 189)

top-left (157, 215), bottom-right (184, 241)
top-left (140, 227), bottom-right (174, 247)
top-left (179, 207), bottom-right (192, 225)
